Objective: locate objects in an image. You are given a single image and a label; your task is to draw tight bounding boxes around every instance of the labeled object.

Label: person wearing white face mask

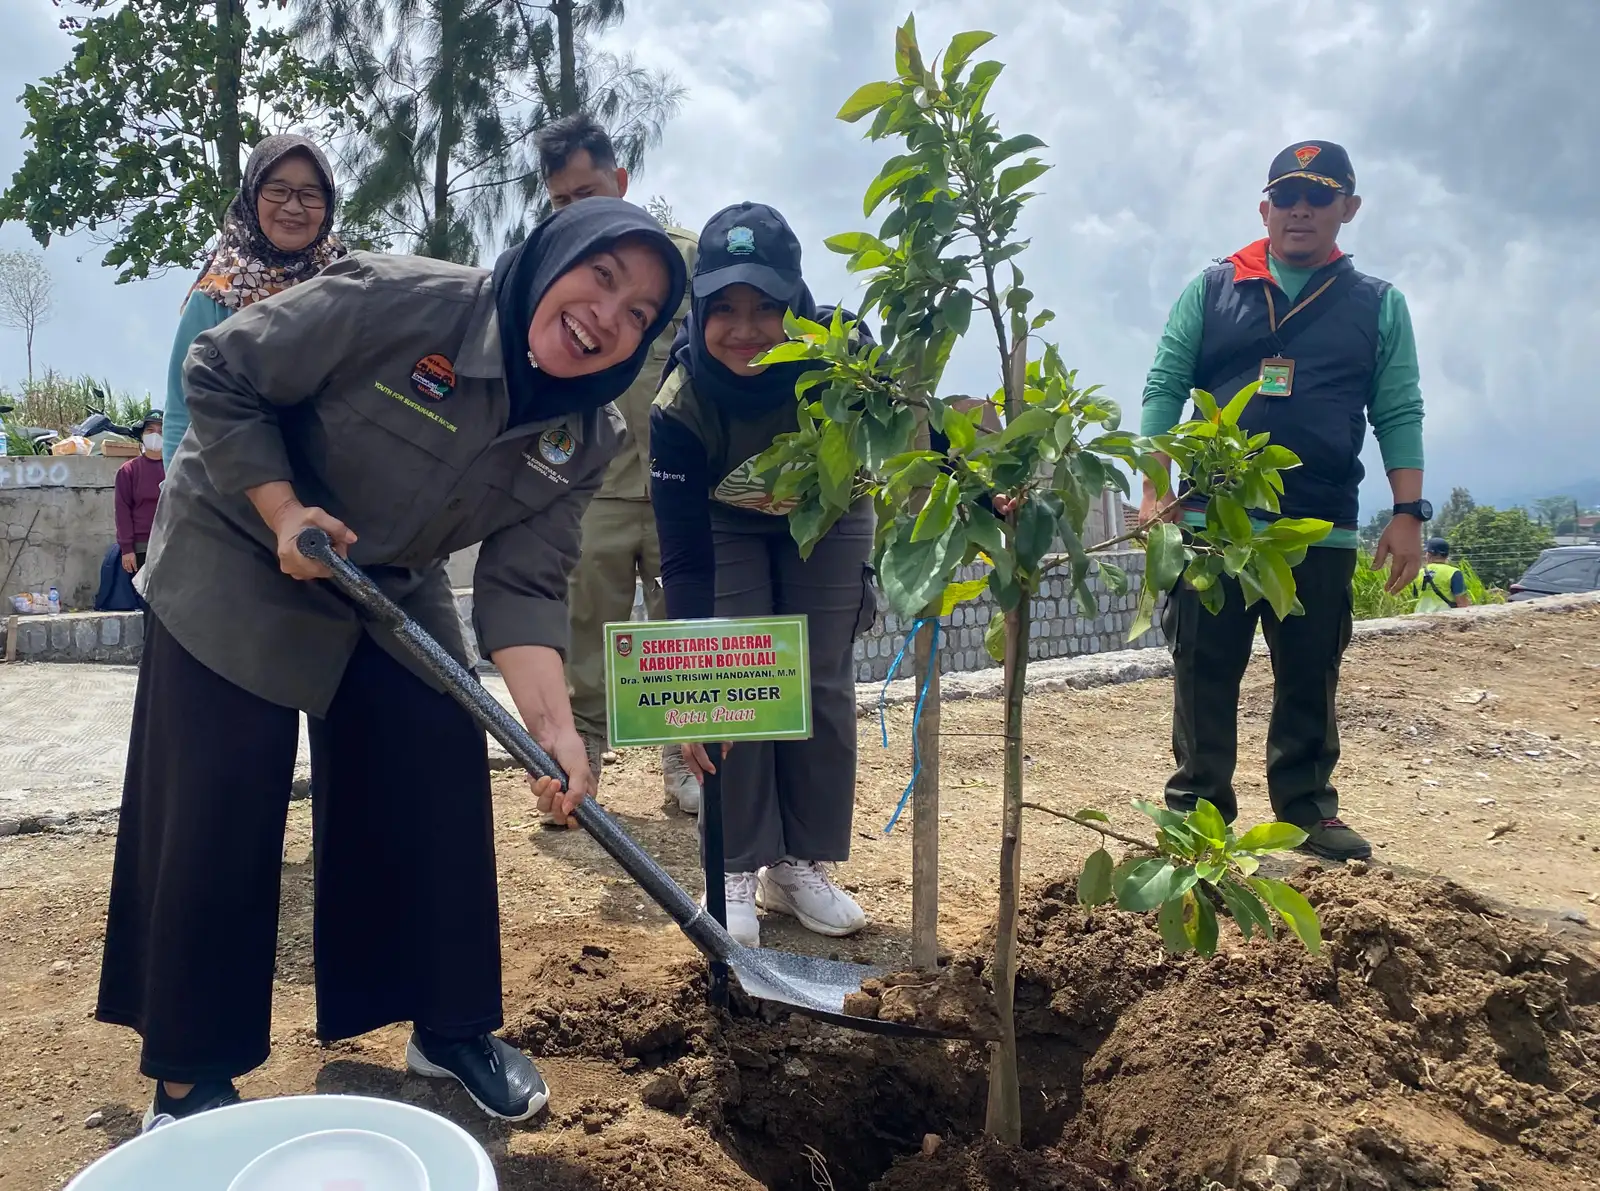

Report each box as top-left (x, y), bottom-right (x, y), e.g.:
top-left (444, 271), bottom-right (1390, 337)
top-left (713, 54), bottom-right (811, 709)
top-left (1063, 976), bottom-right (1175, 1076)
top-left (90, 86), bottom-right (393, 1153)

top-left (115, 413), bottom-right (166, 576)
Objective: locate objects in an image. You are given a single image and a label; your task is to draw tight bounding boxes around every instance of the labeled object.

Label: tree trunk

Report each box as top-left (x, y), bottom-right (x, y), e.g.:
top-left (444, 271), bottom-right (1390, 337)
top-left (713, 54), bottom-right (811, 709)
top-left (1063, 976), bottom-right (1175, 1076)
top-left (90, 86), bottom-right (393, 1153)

top-left (554, 0), bottom-right (578, 114)
top-left (984, 594), bottom-right (1030, 1144)
top-left (985, 331), bottom-right (1031, 1143)
top-left (911, 614), bottom-right (941, 969)
top-left (214, 0), bottom-right (244, 201)
top-left (428, 3), bottom-right (459, 259)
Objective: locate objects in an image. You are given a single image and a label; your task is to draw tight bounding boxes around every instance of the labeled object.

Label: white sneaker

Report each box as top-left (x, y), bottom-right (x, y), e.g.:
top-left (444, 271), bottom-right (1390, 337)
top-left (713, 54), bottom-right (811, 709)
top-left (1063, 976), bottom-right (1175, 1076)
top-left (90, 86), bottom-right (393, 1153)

top-left (757, 858), bottom-right (867, 938)
top-left (662, 746), bottom-right (700, 815)
top-left (701, 871), bottom-right (760, 947)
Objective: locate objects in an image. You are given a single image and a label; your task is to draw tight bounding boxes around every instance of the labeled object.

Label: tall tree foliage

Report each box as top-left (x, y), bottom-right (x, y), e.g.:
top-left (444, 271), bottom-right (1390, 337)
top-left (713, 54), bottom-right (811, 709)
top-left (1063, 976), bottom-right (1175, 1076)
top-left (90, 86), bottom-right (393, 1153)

top-left (0, 250), bottom-right (55, 384)
top-left (295, 0), bottom-right (682, 261)
top-left (0, 0), bottom-right (356, 282)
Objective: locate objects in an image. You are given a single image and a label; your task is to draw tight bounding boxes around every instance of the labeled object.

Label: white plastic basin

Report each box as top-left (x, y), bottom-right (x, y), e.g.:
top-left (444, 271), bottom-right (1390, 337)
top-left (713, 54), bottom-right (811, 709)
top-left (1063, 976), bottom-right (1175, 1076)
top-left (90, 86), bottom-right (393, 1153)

top-left (65, 1095), bottom-right (496, 1191)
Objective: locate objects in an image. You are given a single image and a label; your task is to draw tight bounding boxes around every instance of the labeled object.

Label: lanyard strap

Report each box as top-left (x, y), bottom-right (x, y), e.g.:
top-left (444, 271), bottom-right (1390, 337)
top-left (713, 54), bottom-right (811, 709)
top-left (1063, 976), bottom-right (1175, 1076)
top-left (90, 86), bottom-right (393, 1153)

top-left (1263, 275), bottom-right (1339, 333)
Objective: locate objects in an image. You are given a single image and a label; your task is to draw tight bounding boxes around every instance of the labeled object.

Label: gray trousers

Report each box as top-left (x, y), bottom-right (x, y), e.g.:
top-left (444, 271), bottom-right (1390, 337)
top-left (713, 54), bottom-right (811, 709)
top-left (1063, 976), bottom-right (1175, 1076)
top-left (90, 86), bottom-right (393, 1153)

top-left (706, 504), bottom-right (876, 872)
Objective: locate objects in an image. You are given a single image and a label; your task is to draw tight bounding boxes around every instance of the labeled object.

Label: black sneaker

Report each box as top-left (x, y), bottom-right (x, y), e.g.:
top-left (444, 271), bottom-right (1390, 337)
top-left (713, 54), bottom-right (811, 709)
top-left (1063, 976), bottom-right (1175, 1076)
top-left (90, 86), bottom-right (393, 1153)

top-left (406, 1028), bottom-right (549, 1121)
top-left (1296, 817), bottom-right (1373, 861)
top-left (141, 1079), bottom-right (241, 1132)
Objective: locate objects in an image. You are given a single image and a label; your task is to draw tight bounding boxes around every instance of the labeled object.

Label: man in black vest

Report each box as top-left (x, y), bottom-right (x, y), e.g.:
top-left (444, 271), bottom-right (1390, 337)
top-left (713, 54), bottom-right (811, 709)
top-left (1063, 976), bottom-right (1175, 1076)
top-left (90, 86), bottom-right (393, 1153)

top-left (1137, 141), bottom-right (1428, 861)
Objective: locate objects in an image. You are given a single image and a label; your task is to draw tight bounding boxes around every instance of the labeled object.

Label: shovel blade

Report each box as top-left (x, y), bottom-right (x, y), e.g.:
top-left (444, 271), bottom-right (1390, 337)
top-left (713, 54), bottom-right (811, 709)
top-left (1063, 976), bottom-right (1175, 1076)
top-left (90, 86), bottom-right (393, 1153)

top-left (723, 943), bottom-right (963, 1040)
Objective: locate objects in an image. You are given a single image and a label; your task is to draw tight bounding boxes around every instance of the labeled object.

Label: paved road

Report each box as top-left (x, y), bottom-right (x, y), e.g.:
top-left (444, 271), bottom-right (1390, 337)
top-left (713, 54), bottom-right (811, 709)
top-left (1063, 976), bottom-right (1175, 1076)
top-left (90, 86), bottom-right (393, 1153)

top-left (0, 662), bottom-right (518, 830)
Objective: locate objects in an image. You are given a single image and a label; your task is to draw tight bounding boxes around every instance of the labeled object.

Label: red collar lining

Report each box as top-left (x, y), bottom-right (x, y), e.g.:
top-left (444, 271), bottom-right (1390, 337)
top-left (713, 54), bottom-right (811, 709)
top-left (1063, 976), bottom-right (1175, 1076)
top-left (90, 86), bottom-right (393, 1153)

top-left (1227, 238), bottom-right (1343, 285)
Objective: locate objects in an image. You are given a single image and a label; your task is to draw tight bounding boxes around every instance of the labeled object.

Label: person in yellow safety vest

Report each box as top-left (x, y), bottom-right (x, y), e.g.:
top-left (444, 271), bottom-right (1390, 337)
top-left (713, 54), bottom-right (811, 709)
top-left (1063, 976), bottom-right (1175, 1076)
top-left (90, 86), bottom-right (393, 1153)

top-left (1411, 537), bottom-right (1470, 612)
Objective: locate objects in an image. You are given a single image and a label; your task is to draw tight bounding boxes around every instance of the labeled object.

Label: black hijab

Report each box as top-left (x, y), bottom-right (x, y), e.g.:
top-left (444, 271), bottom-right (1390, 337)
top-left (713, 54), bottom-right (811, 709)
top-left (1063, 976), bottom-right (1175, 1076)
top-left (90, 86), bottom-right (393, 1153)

top-left (663, 202), bottom-right (832, 418)
top-left (491, 197), bottom-right (688, 424)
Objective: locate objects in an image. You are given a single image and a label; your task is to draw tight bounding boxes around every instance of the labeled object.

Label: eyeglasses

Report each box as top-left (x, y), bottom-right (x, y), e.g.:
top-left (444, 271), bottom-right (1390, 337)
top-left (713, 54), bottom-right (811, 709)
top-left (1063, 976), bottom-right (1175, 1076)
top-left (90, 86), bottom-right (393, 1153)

top-left (1268, 185), bottom-right (1340, 209)
top-left (259, 181), bottom-right (328, 210)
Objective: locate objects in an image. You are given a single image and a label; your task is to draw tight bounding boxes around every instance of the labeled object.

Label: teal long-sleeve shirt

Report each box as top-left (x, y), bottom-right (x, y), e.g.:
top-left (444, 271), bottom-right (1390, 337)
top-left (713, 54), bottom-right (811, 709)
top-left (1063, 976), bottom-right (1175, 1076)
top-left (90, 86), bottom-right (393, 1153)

top-left (1139, 253), bottom-right (1424, 549)
top-left (163, 292), bottom-right (231, 468)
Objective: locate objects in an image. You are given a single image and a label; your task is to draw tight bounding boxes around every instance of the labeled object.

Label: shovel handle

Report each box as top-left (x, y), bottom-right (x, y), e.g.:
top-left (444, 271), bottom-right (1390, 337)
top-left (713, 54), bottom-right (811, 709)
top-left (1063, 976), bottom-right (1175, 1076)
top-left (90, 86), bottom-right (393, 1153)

top-left (296, 527), bottom-right (720, 949)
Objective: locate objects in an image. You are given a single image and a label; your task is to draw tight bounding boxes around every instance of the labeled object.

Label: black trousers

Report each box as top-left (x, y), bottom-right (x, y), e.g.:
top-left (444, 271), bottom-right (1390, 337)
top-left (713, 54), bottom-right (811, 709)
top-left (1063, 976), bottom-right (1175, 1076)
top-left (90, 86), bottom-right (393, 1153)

top-left (704, 506), bottom-right (875, 872)
top-left (97, 616), bottom-right (501, 1082)
top-left (1162, 547), bottom-right (1356, 828)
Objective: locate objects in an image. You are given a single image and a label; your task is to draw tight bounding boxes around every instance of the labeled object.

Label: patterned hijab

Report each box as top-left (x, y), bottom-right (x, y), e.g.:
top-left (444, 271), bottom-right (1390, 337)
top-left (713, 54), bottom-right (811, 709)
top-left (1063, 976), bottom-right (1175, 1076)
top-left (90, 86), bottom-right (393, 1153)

top-left (192, 135), bottom-right (347, 311)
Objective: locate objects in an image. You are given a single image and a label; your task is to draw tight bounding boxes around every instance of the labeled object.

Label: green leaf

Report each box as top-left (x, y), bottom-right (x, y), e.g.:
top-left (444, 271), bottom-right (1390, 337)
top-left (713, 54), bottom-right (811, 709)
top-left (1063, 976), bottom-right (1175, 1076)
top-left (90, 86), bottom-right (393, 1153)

top-left (1234, 821), bottom-right (1309, 854)
top-left (1190, 387), bottom-right (1220, 421)
top-left (983, 606), bottom-right (1006, 660)
top-left (894, 14), bottom-right (924, 79)
top-left (939, 576), bottom-right (989, 615)
top-left (942, 406), bottom-right (977, 452)
top-left (993, 133), bottom-right (1047, 164)
top-left (965, 505), bottom-right (1007, 562)
top-left (1113, 858), bottom-right (1182, 913)
top-left (879, 521), bottom-right (968, 615)
top-left (941, 288), bottom-right (974, 335)
top-left (1076, 808), bottom-right (1111, 823)
top-left (1146, 522), bottom-right (1186, 592)
top-left (1214, 494), bottom-right (1254, 543)
top-left (1077, 847), bottom-right (1114, 906)
top-left (1217, 877), bottom-right (1274, 941)
top-left (1254, 444), bottom-right (1301, 471)
top-left (1158, 897), bottom-right (1193, 954)
top-left (1131, 799), bottom-right (1186, 831)
top-left (1256, 549), bottom-right (1297, 620)
top-left (755, 341), bottom-right (816, 366)
top-left (941, 30), bottom-right (996, 83)
top-left (912, 473), bottom-right (959, 542)
top-left (817, 422), bottom-right (856, 510)
top-left (837, 81), bottom-right (901, 123)
top-left (1186, 890), bottom-right (1220, 955)
top-left (1129, 585), bottom-right (1157, 641)
top-left (1015, 498), bottom-right (1057, 571)
top-left (864, 164), bottom-right (924, 216)
top-left (998, 158), bottom-right (1049, 198)
top-left (1219, 380), bottom-right (1261, 426)
top-left (1189, 799), bottom-right (1228, 846)
top-left (1098, 560), bottom-right (1128, 596)
top-left (1250, 878), bottom-right (1322, 954)
top-left (824, 231), bottom-right (891, 256)
top-left (1263, 516), bottom-right (1331, 543)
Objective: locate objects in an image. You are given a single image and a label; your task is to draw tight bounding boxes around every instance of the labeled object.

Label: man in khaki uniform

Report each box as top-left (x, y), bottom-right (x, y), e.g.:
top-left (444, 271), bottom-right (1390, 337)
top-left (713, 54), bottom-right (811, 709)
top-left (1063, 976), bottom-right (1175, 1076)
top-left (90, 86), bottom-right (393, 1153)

top-left (536, 112), bottom-right (700, 812)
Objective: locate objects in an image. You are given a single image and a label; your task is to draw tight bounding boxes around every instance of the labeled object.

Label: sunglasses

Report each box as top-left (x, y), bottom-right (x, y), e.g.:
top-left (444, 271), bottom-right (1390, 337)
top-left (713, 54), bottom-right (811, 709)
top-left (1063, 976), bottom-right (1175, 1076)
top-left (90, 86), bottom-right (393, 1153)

top-left (1268, 185), bottom-right (1340, 209)
top-left (259, 181), bottom-right (328, 210)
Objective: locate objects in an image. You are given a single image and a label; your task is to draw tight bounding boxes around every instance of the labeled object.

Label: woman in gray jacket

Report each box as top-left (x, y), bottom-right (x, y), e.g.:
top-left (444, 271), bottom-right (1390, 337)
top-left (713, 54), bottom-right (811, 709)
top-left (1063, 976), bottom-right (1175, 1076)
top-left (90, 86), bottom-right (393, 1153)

top-left (97, 199), bottom-right (685, 1129)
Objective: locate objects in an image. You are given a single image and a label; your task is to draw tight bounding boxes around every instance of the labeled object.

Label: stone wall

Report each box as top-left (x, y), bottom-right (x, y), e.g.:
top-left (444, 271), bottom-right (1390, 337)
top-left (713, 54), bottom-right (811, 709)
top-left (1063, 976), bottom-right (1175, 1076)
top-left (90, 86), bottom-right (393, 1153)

top-left (0, 610), bottom-right (145, 663)
top-left (853, 548), bottom-right (1165, 684)
top-left (1, 456), bottom-right (123, 611)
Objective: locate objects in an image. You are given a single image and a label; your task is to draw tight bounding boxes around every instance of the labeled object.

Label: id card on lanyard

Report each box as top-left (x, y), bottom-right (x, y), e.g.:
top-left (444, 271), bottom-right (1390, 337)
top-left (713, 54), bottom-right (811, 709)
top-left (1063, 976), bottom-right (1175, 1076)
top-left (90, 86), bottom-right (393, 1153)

top-left (1257, 274), bottom-right (1339, 398)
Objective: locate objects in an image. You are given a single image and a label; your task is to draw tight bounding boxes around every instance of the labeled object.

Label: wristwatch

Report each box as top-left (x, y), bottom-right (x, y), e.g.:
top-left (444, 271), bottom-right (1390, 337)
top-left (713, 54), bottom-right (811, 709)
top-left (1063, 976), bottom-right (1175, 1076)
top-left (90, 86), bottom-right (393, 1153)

top-left (1391, 499), bottom-right (1433, 521)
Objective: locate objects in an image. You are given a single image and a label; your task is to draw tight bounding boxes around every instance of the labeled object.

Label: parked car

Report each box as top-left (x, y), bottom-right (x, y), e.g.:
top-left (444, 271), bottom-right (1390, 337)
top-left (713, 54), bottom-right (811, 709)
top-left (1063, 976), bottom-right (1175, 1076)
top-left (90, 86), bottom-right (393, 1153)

top-left (1508, 546), bottom-right (1600, 601)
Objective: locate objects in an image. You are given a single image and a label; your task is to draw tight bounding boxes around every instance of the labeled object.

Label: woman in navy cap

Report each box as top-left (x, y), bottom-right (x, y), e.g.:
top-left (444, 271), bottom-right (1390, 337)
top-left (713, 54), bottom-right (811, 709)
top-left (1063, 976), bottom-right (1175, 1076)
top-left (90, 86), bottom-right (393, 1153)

top-left (651, 202), bottom-right (876, 948)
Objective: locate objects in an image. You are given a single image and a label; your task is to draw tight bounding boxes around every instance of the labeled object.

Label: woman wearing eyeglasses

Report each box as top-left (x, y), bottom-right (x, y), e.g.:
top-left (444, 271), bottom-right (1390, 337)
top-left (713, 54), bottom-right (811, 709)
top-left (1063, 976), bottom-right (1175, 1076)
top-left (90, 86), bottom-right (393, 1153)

top-left (162, 136), bottom-right (346, 467)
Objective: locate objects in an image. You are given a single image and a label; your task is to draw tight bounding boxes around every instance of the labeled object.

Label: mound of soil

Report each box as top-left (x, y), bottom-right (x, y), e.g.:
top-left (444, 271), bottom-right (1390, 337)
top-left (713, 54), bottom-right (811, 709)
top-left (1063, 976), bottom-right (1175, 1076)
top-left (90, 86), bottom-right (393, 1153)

top-left (506, 864), bottom-right (1599, 1191)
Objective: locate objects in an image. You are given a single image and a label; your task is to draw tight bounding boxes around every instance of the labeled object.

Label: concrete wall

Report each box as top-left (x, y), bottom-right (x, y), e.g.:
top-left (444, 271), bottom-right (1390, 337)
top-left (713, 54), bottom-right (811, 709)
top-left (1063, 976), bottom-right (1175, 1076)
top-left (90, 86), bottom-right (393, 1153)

top-left (1, 456), bottom-right (122, 611)
top-left (853, 548), bottom-right (1164, 683)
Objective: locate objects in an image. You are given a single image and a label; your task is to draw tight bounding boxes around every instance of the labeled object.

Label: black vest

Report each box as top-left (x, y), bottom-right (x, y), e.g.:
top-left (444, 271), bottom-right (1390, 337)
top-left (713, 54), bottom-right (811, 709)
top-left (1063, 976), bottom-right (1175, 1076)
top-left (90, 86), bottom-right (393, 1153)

top-left (1192, 255), bottom-right (1388, 528)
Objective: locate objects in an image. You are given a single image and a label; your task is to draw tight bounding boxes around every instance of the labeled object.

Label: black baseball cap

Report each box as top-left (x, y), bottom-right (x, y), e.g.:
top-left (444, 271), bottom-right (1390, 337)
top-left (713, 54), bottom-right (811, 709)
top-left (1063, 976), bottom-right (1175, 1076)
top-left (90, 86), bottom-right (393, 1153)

top-left (692, 202), bottom-right (805, 306)
top-left (1426, 537), bottom-right (1450, 556)
top-left (136, 411), bottom-right (163, 431)
top-left (1265, 141), bottom-right (1356, 194)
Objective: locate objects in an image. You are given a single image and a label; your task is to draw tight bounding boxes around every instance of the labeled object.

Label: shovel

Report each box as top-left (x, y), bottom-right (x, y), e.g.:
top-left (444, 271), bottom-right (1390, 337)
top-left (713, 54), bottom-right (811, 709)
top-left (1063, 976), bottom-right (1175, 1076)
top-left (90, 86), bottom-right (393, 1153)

top-left (297, 528), bottom-right (947, 1040)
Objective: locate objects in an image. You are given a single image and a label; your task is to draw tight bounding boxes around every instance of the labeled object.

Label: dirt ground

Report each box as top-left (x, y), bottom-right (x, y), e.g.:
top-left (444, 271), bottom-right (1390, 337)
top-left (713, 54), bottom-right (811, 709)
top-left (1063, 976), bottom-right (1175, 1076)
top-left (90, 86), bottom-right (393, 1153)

top-left (1, 607), bottom-right (1596, 1190)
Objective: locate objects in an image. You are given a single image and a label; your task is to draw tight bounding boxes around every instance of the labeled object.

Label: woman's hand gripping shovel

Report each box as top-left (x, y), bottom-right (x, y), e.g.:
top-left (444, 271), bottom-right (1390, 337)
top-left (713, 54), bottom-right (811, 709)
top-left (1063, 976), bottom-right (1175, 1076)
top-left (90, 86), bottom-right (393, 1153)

top-left (297, 528), bottom-right (949, 1040)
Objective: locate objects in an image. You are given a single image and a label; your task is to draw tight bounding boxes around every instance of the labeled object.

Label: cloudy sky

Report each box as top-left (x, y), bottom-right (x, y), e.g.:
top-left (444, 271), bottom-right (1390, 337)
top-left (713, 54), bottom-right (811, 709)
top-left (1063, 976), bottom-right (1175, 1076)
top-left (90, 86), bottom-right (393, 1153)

top-left (2, 0), bottom-right (1594, 513)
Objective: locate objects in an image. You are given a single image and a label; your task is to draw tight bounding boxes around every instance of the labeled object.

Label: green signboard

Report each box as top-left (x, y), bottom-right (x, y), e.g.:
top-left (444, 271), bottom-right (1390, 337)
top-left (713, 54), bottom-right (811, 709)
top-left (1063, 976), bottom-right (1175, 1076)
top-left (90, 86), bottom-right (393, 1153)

top-left (604, 616), bottom-right (812, 748)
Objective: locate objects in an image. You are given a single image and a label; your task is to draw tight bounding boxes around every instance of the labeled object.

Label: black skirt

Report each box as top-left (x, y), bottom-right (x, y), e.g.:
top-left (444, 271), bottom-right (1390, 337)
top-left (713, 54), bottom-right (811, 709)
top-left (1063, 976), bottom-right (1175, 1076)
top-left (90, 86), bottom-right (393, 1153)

top-left (96, 614), bottom-right (502, 1081)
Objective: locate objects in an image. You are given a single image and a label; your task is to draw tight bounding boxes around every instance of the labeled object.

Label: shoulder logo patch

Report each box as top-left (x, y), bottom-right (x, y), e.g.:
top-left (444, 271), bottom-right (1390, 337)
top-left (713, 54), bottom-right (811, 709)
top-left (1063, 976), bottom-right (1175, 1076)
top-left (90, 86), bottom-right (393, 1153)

top-left (539, 427), bottom-right (576, 466)
top-left (411, 354), bottom-right (455, 401)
